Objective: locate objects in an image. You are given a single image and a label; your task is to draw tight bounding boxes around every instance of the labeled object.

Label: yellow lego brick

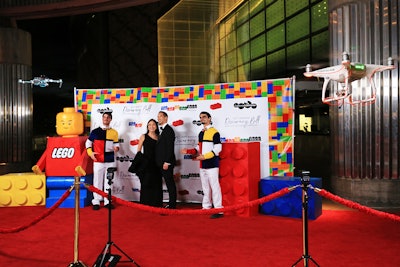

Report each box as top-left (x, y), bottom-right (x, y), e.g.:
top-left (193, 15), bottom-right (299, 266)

top-left (0, 173), bottom-right (46, 207)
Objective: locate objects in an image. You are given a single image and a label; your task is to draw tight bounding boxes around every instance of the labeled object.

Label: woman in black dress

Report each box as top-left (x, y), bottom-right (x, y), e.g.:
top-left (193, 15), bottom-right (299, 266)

top-left (136, 119), bottom-right (163, 207)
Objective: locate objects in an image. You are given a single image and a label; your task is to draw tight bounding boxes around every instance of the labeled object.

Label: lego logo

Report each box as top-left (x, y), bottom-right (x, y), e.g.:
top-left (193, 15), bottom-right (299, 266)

top-left (51, 148), bottom-right (75, 159)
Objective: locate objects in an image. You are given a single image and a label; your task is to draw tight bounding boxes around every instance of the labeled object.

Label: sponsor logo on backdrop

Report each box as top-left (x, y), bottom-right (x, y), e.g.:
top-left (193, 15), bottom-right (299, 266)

top-left (233, 101), bottom-right (257, 109)
top-left (123, 104), bottom-right (153, 115)
top-left (160, 104), bottom-right (197, 111)
top-left (128, 121), bottom-right (143, 127)
top-left (96, 107), bottom-right (113, 114)
top-left (180, 173), bottom-right (200, 179)
top-left (113, 185), bottom-right (125, 194)
top-left (175, 135), bottom-right (198, 145)
top-left (224, 115), bottom-right (261, 128)
top-left (192, 120), bottom-right (202, 126)
top-left (116, 155), bottom-right (134, 162)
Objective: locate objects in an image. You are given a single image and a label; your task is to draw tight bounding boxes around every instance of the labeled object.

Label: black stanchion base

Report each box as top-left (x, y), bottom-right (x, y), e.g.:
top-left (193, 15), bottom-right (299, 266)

top-left (68, 261), bottom-right (88, 267)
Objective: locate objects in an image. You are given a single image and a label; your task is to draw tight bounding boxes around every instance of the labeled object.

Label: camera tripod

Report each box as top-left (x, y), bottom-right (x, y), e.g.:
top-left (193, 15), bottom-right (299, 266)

top-left (93, 167), bottom-right (140, 267)
top-left (291, 171), bottom-right (320, 267)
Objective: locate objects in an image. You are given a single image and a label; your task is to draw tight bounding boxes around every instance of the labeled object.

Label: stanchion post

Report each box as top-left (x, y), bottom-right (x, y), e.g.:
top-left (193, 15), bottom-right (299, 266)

top-left (68, 176), bottom-right (88, 267)
top-left (291, 170), bottom-right (320, 267)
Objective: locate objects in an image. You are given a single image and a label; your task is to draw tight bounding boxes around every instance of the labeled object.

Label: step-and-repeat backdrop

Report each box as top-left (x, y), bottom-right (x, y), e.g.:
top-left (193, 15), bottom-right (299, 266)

top-left (75, 79), bottom-right (294, 202)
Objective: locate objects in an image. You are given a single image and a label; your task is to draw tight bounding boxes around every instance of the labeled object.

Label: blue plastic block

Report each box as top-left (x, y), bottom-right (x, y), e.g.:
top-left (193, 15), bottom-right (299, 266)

top-left (46, 175), bottom-right (93, 208)
top-left (259, 176), bottom-right (322, 220)
top-left (46, 175), bottom-right (93, 189)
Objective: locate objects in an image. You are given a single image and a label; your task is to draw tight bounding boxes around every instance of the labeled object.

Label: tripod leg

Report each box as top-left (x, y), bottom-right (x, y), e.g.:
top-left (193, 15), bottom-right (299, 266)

top-left (112, 243), bottom-right (140, 267)
top-left (292, 256), bottom-right (303, 267)
top-left (97, 243), bottom-right (111, 267)
top-left (309, 256), bottom-right (320, 267)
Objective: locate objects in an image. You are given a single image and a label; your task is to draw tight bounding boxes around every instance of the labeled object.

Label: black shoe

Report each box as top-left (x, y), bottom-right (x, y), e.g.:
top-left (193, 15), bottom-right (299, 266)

top-left (104, 204), bottom-right (115, 209)
top-left (164, 204), bottom-right (176, 209)
top-left (92, 204), bottom-right (100, 210)
top-left (210, 213), bottom-right (224, 219)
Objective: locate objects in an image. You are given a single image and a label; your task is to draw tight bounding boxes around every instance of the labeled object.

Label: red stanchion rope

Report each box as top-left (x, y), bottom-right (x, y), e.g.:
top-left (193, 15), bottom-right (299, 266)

top-left (85, 184), bottom-right (295, 215)
top-left (314, 187), bottom-right (400, 223)
top-left (0, 186), bottom-right (73, 234)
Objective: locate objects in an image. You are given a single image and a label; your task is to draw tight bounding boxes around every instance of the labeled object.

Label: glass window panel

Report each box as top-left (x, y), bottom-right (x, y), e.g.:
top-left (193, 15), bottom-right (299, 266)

top-left (311, 31), bottom-right (329, 61)
top-left (286, 10), bottom-right (310, 43)
top-left (175, 56), bottom-right (190, 65)
top-left (237, 2), bottom-right (249, 26)
top-left (220, 55), bottom-right (227, 73)
top-left (287, 39), bottom-right (310, 67)
top-left (175, 30), bottom-right (190, 39)
top-left (225, 16), bottom-right (236, 35)
top-left (311, 0), bottom-right (328, 32)
top-left (249, 0), bottom-right (265, 17)
top-left (219, 23), bottom-right (226, 38)
top-left (238, 42), bottom-right (251, 65)
top-left (190, 21), bottom-right (206, 31)
top-left (286, 0), bottom-right (309, 17)
top-left (226, 31), bottom-right (237, 52)
top-left (250, 56), bottom-right (266, 80)
top-left (238, 62), bottom-right (250, 81)
top-left (175, 21), bottom-right (189, 31)
top-left (226, 50), bottom-right (237, 69)
top-left (250, 34), bottom-right (266, 60)
top-left (267, 24), bottom-right (285, 52)
top-left (191, 56), bottom-right (207, 65)
top-left (267, 49), bottom-right (285, 75)
top-left (237, 21), bottom-right (250, 46)
top-left (158, 29), bottom-right (174, 39)
top-left (250, 12), bottom-right (265, 38)
top-left (266, 0), bottom-right (284, 29)
top-left (227, 69), bottom-right (237, 82)
top-left (220, 37), bottom-right (226, 56)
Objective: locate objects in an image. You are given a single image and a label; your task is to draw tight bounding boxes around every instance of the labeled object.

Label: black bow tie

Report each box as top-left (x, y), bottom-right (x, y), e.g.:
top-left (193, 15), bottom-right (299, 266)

top-left (160, 127), bottom-right (164, 131)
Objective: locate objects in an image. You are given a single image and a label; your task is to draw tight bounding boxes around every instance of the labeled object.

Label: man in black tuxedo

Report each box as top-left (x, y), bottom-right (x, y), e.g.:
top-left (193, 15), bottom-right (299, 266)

top-left (155, 111), bottom-right (177, 209)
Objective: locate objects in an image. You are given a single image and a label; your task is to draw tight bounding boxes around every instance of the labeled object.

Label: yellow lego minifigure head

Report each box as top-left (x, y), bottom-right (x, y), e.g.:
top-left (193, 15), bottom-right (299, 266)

top-left (56, 107), bottom-right (84, 137)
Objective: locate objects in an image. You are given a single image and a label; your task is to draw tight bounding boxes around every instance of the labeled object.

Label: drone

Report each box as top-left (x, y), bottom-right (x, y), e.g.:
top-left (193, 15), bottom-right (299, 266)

top-left (18, 75), bottom-right (63, 88)
top-left (303, 52), bottom-right (396, 105)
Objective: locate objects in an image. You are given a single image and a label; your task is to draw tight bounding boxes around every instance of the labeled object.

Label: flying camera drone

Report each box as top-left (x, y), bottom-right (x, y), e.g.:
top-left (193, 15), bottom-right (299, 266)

top-left (303, 52), bottom-right (396, 105)
top-left (18, 75), bottom-right (63, 88)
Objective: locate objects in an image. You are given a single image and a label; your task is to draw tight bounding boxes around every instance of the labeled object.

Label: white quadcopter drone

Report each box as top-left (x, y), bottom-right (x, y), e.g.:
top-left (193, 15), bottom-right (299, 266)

top-left (304, 52), bottom-right (396, 105)
top-left (18, 75), bottom-right (63, 88)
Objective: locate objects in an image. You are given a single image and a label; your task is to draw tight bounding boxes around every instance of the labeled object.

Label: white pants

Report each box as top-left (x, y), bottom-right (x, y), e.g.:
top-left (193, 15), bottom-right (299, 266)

top-left (200, 167), bottom-right (223, 209)
top-left (92, 162), bottom-right (116, 205)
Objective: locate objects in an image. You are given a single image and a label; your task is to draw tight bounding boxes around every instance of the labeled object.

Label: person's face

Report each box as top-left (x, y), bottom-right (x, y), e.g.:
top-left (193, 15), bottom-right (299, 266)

top-left (147, 120), bottom-right (157, 132)
top-left (200, 113), bottom-right (211, 126)
top-left (102, 114), bottom-right (112, 126)
top-left (157, 112), bottom-right (167, 125)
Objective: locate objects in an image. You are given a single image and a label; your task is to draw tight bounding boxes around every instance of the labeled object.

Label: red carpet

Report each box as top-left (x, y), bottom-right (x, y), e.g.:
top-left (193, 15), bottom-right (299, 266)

top-left (1, 203), bottom-right (399, 267)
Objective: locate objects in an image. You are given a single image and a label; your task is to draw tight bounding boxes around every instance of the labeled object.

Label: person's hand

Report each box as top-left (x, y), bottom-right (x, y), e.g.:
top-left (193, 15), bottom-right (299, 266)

top-left (90, 152), bottom-right (98, 161)
top-left (163, 162), bottom-right (169, 170)
top-left (180, 148), bottom-right (187, 154)
top-left (75, 166), bottom-right (86, 176)
top-left (32, 165), bottom-right (42, 175)
top-left (195, 154), bottom-right (205, 161)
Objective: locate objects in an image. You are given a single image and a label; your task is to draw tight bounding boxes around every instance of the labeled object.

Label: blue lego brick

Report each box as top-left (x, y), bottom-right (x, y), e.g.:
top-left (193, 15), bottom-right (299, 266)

top-left (48, 188), bottom-right (91, 198)
top-left (46, 194), bottom-right (91, 208)
top-left (259, 176), bottom-right (322, 220)
top-left (46, 175), bottom-right (93, 189)
top-left (46, 175), bottom-right (93, 208)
